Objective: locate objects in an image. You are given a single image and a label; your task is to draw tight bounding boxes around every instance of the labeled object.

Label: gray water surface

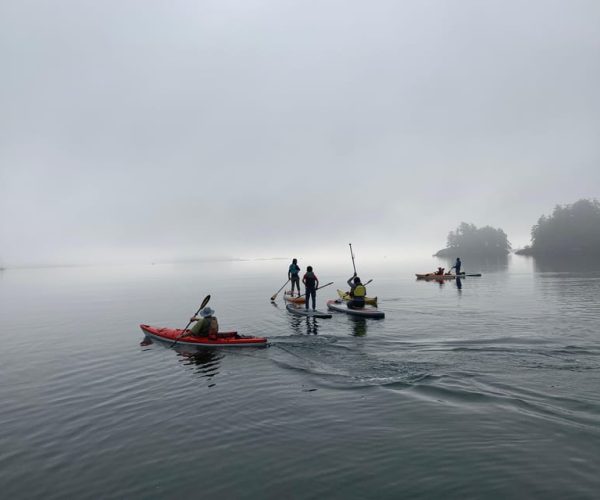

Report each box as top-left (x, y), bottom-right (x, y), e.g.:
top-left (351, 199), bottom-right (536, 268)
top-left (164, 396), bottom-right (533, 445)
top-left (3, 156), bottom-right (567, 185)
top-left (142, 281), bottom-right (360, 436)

top-left (1, 257), bottom-right (599, 499)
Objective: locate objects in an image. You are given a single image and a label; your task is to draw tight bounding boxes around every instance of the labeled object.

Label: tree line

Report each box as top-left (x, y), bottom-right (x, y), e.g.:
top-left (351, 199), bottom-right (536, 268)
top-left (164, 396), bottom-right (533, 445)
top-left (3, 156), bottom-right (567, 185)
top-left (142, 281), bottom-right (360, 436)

top-left (516, 198), bottom-right (600, 256)
top-left (435, 198), bottom-right (600, 257)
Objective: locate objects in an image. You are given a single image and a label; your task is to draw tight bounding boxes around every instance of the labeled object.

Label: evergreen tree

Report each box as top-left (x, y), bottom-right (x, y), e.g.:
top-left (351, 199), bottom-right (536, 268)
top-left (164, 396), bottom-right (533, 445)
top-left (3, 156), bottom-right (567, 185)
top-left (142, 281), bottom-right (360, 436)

top-left (527, 199), bottom-right (600, 255)
top-left (436, 222), bottom-right (511, 256)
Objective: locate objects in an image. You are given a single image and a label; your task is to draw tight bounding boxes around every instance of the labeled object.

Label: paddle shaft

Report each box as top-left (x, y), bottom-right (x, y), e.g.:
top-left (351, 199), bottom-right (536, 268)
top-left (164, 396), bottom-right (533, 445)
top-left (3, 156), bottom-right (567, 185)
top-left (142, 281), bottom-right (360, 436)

top-left (314, 281), bottom-right (334, 292)
top-left (270, 278), bottom-right (290, 301)
top-left (295, 282), bottom-right (334, 296)
top-left (343, 279), bottom-right (372, 295)
top-left (170, 294), bottom-right (211, 348)
top-left (349, 243), bottom-right (357, 275)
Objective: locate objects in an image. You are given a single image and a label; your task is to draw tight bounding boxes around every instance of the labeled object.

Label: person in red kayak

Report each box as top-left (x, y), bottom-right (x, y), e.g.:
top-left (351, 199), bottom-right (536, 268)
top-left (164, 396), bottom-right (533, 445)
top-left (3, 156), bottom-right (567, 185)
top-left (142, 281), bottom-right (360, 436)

top-left (302, 265), bottom-right (319, 310)
top-left (187, 307), bottom-right (219, 339)
top-left (434, 267), bottom-right (445, 276)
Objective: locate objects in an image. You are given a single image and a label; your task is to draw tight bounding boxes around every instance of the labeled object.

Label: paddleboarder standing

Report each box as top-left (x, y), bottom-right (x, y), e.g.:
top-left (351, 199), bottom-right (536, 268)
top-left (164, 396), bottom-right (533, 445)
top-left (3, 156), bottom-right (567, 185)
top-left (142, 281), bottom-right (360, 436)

top-left (288, 258), bottom-right (301, 296)
top-left (450, 258), bottom-right (462, 275)
top-left (303, 266), bottom-right (319, 310)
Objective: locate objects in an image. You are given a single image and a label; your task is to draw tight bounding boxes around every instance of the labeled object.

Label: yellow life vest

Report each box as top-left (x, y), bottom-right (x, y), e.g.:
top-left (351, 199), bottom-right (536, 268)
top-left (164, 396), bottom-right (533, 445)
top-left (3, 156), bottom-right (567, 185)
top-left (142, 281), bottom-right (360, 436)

top-left (353, 284), bottom-right (366, 297)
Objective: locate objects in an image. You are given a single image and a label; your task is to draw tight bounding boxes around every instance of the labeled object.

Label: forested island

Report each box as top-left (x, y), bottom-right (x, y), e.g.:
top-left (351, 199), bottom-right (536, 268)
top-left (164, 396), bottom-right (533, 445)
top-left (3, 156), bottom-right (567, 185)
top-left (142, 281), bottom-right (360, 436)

top-left (515, 198), bottom-right (600, 256)
top-left (434, 222), bottom-right (511, 257)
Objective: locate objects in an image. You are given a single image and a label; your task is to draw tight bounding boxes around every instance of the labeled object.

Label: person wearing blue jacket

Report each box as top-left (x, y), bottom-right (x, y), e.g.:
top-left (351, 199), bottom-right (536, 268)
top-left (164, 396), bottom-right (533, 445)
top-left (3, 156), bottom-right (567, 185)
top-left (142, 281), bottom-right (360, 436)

top-left (451, 258), bottom-right (462, 275)
top-left (288, 258), bottom-right (301, 296)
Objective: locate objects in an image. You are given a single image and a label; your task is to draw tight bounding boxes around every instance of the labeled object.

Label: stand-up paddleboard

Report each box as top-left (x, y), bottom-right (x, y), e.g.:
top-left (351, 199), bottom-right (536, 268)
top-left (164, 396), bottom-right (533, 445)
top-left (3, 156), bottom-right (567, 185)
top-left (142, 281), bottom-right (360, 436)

top-left (326, 300), bottom-right (385, 319)
top-left (286, 303), bottom-right (332, 319)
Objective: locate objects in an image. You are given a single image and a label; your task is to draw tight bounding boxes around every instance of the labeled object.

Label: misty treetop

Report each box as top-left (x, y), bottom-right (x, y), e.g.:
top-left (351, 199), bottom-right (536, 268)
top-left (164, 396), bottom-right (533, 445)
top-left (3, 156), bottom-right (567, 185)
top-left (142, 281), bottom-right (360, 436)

top-left (435, 222), bottom-right (511, 257)
top-left (518, 198), bottom-right (600, 256)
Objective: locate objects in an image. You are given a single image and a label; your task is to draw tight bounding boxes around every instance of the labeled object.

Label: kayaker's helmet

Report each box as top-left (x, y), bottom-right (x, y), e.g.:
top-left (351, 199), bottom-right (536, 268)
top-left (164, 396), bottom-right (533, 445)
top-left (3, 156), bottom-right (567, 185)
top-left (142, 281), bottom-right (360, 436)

top-left (199, 307), bottom-right (215, 317)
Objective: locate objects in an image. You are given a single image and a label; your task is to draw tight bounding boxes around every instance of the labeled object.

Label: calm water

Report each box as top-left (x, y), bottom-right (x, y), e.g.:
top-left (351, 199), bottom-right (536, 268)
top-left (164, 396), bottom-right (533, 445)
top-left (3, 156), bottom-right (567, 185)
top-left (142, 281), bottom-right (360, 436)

top-left (1, 256), bottom-right (599, 499)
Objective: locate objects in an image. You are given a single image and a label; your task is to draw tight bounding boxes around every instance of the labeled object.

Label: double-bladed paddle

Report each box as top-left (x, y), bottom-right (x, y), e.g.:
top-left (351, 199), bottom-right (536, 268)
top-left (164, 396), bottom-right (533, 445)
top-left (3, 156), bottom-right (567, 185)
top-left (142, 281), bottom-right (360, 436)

top-left (170, 294), bottom-right (211, 348)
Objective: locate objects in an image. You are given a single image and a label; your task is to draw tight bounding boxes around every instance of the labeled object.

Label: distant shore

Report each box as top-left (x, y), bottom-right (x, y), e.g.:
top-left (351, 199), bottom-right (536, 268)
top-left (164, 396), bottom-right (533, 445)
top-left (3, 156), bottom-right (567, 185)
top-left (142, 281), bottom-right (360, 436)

top-left (433, 247), bottom-right (510, 258)
top-left (514, 246), bottom-right (600, 257)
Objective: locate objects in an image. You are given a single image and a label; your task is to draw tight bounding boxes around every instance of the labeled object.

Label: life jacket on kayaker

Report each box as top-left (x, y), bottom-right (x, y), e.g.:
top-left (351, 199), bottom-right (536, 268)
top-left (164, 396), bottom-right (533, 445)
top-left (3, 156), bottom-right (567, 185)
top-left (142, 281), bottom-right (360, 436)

top-left (347, 275), bottom-right (366, 297)
top-left (188, 307), bottom-right (219, 339)
top-left (346, 275), bottom-right (367, 309)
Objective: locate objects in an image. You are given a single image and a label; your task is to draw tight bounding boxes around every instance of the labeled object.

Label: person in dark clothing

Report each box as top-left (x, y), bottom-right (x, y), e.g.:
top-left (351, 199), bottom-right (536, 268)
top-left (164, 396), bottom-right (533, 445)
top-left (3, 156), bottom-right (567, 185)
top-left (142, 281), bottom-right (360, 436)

top-left (302, 266), bottom-right (319, 310)
top-left (288, 258), bottom-right (301, 296)
top-left (451, 258), bottom-right (462, 275)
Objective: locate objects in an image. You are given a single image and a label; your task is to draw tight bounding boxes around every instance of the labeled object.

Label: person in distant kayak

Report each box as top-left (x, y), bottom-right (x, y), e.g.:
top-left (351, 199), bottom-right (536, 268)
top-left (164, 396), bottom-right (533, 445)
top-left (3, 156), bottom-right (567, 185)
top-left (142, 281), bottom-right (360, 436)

top-left (188, 307), bottom-right (219, 339)
top-left (302, 266), bottom-right (319, 310)
top-left (450, 258), bottom-right (462, 275)
top-left (434, 267), bottom-right (445, 276)
top-left (288, 258), bottom-right (301, 296)
top-left (346, 274), bottom-right (366, 309)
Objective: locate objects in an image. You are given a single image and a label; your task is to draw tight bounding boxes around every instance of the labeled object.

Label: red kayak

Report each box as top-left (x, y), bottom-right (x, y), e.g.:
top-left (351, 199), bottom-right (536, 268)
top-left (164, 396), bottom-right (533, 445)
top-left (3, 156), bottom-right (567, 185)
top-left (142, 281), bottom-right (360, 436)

top-left (139, 324), bottom-right (268, 347)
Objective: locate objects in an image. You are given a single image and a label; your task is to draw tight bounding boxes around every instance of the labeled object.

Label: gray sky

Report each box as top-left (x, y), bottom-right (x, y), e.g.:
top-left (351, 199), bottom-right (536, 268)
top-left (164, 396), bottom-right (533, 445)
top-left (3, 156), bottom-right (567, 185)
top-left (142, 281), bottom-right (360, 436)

top-left (1, 0), bottom-right (599, 266)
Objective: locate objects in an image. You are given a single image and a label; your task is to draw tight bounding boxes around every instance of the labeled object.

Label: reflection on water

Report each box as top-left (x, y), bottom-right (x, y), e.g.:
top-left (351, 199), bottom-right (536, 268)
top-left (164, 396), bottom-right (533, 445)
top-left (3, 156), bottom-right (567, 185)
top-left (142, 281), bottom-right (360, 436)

top-left (349, 318), bottom-right (367, 337)
top-left (531, 254), bottom-right (600, 273)
top-left (456, 276), bottom-right (462, 290)
top-left (139, 335), bottom-right (224, 386)
top-left (416, 276), bottom-right (450, 289)
top-left (289, 315), bottom-right (320, 335)
top-left (177, 349), bottom-right (224, 386)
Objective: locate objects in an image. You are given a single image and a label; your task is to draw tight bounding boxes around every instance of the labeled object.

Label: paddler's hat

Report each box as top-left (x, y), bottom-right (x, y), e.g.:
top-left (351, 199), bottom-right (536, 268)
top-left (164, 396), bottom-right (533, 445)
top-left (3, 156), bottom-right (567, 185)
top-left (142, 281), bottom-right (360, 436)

top-left (200, 307), bottom-right (215, 317)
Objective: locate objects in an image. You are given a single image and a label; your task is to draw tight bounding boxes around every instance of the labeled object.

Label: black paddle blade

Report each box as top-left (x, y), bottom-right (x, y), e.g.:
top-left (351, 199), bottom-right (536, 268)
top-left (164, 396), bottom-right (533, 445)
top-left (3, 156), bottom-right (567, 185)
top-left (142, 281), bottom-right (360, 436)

top-left (200, 294), bottom-right (211, 310)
